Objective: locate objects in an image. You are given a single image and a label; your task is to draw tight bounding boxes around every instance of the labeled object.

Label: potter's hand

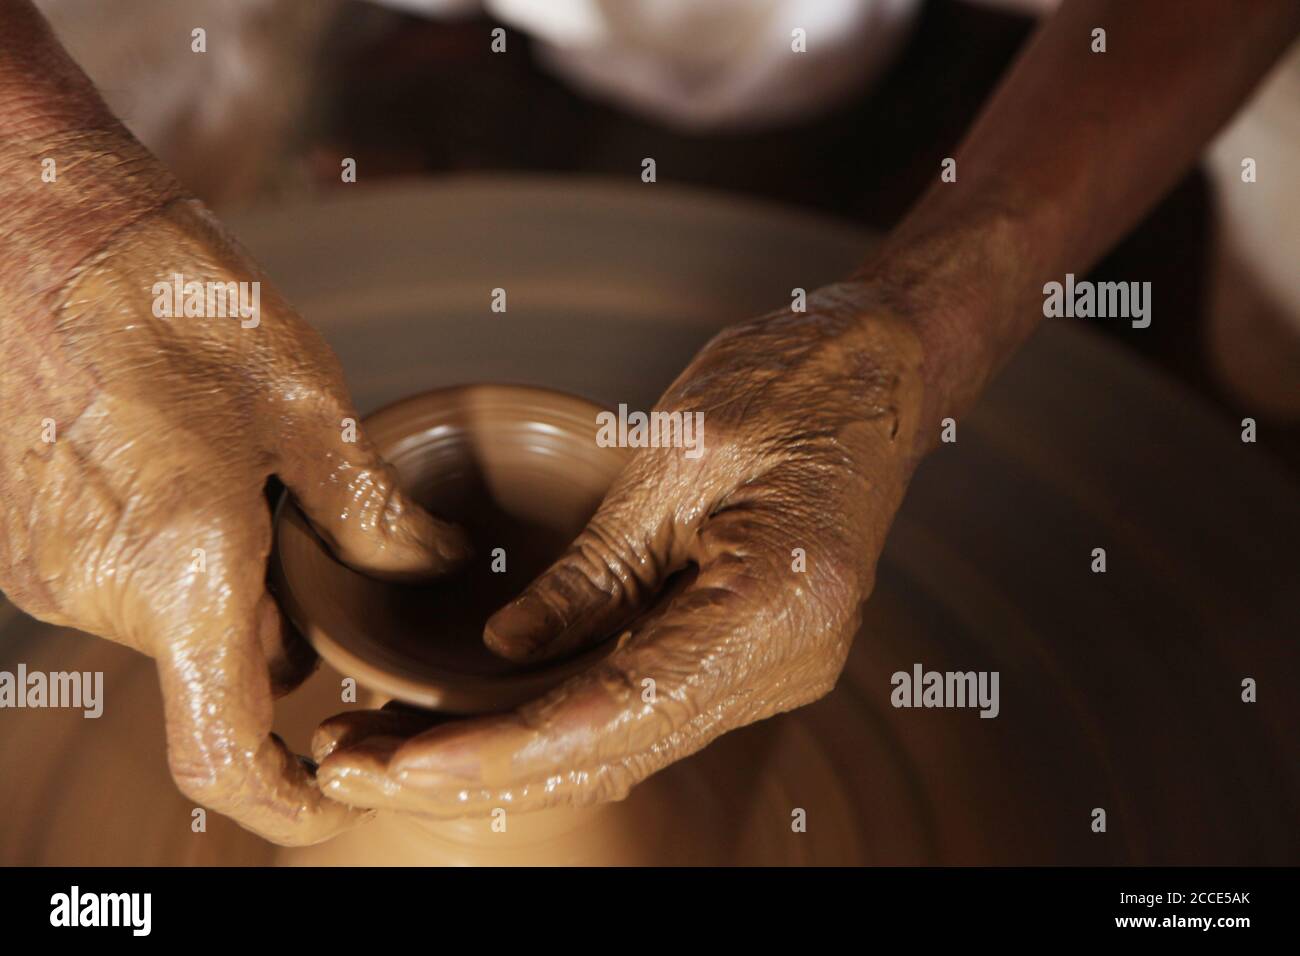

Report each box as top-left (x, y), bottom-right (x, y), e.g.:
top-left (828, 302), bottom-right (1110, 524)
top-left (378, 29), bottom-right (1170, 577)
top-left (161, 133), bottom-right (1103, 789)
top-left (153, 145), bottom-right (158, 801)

top-left (314, 283), bottom-right (925, 815)
top-left (0, 131), bottom-right (467, 845)
top-left (312, 0), bottom-right (1300, 819)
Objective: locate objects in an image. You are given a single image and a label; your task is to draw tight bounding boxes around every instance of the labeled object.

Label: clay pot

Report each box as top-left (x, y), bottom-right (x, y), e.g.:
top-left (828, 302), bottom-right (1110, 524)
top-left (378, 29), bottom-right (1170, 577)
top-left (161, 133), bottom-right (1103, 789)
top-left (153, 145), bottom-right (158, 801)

top-left (270, 384), bottom-right (629, 714)
top-left (268, 383), bottom-right (825, 866)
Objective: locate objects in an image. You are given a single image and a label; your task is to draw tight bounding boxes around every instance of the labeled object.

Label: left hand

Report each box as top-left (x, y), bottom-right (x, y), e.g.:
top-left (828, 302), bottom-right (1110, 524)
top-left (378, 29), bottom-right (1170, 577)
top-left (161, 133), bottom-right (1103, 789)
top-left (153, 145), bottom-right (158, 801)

top-left (312, 282), bottom-right (927, 816)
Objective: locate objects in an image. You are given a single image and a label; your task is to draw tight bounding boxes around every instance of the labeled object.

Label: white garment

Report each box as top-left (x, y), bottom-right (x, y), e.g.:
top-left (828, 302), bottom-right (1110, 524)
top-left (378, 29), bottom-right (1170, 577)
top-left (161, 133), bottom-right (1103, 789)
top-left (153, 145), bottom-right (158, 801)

top-left (393, 0), bottom-right (923, 129)
top-left (1209, 41), bottom-right (1300, 332)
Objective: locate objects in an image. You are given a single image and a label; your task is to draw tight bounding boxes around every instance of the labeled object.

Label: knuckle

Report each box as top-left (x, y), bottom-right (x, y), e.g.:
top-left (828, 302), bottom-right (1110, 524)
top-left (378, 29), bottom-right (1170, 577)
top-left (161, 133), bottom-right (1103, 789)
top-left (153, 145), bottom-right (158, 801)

top-left (559, 523), bottom-right (643, 605)
top-left (167, 752), bottom-right (233, 806)
top-left (166, 733), bottom-right (280, 815)
top-left (578, 760), bottom-right (643, 806)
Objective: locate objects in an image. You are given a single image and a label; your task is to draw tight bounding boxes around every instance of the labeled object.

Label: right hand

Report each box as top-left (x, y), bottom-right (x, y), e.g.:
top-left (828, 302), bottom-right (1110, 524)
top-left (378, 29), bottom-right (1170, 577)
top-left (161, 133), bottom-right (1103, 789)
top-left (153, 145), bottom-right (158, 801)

top-left (313, 284), bottom-right (926, 818)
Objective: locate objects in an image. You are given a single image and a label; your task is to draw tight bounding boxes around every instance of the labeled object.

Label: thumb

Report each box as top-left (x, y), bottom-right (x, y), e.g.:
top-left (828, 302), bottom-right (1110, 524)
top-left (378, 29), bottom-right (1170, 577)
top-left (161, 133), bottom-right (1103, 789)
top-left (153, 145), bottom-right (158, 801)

top-left (484, 487), bottom-right (682, 664)
top-left (276, 406), bottom-right (469, 580)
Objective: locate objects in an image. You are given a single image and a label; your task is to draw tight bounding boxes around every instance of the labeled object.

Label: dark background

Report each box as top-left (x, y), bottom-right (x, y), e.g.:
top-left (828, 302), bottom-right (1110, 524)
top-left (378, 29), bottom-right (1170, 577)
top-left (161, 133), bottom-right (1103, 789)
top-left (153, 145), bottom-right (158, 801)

top-left (299, 0), bottom-right (1297, 473)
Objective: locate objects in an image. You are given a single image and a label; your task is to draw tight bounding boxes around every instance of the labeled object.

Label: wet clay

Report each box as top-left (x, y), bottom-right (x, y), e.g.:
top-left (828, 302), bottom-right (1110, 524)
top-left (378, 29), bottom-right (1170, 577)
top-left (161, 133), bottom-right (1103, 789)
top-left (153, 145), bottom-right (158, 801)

top-left (2, 181), bottom-right (1297, 866)
top-left (306, 285), bottom-right (927, 821)
top-left (271, 385), bottom-right (630, 713)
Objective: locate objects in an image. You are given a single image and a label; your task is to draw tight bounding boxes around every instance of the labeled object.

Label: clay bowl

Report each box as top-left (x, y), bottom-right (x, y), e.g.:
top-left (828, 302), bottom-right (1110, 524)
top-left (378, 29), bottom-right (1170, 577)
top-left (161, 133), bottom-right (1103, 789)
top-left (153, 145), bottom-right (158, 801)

top-left (270, 384), bottom-right (629, 714)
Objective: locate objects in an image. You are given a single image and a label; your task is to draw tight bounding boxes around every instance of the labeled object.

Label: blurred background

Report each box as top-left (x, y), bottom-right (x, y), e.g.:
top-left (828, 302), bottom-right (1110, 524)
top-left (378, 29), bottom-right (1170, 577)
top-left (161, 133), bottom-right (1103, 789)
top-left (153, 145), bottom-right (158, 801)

top-left (5, 0), bottom-right (1298, 865)
top-left (33, 0), bottom-right (1300, 469)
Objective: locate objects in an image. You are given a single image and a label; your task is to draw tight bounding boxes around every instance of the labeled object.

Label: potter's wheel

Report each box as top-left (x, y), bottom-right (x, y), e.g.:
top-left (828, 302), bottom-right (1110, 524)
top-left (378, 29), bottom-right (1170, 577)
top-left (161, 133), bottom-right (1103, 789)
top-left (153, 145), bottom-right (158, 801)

top-left (2, 177), bottom-right (1296, 865)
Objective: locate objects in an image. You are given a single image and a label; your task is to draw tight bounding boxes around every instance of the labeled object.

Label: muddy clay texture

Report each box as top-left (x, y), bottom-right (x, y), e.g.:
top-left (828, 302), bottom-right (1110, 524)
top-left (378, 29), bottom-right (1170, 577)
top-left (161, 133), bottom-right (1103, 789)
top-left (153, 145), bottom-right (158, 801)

top-left (308, 285), bottom-right (926, 818)
top-left (5, 178), bottom-right (1298, 865)
top-left (0, 132), bottom-right (469, 845)
top-left (0, 127), bottom-right (927, 845)
top-left (271, 386), bottom-right (633, 714)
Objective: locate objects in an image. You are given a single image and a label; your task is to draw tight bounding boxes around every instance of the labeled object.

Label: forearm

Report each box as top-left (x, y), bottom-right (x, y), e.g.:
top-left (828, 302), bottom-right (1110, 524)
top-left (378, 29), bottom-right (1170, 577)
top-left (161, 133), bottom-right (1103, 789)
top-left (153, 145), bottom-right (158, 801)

top-left (863, 0), bottom-right (1300, 438)
top-left (0, 0), bottom-right (180, 304)
top-left (0, 0), bottom-right (117, 138)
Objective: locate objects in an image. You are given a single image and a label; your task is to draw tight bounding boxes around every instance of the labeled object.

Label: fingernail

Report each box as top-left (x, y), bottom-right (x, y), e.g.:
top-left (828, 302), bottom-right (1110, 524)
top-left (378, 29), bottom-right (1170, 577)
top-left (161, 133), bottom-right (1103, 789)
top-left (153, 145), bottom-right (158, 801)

top-left (484, 594), bottom-right (555, 661)
top-left (432, 520), bottom-right (472, 564)
top-left (316, 735), bottom-right (406, 802)
top-left (339, 734), bottom-right (405, 768)
top-left (311, 725), bottom-right (345, 763)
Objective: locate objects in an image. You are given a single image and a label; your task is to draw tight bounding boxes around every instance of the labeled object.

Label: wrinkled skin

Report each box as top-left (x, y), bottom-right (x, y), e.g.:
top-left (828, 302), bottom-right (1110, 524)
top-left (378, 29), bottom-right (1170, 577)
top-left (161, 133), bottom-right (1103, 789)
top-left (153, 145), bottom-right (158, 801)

top-left (0, 124), bottom-right (928, 837)
top-left (8, 0), bottom-right (1299, 842)
top-left (0, 132), bottom-right (467, 845)
top-left (313, 285), bottom-right (927, 816)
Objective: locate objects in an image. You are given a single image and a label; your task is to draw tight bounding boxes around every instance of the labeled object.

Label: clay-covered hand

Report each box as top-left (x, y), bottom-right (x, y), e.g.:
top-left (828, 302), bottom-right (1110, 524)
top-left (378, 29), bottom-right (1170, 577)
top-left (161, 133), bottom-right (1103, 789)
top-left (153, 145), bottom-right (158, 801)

top-left (314, 283), bottom-right (926, 815)
top-left (0, 131), bottom-right (467, 845)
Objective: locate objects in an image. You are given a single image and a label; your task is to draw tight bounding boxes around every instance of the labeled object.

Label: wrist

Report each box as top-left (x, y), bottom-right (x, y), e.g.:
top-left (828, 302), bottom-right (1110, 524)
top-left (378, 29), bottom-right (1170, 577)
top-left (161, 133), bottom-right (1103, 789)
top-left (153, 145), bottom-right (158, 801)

top-left (849, 193), bottom-right (1060, 444)
top-left (0, 3), bottom-right (184, 299)
top-left (0, 127), bottom-right (183, 302)
top-left (0, 0), bottom-right (119, 140)
top-left (861, 186), bottom-right (1052, 322)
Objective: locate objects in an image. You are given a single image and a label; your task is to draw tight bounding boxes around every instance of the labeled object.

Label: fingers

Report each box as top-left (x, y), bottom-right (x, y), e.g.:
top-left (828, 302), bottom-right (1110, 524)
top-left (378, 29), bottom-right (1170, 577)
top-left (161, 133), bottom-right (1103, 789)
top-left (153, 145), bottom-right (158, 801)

top-left (276, 403), bottom-right (469, 581)
top-left (312, 703), bottom-right (443, 764)
top-left (152, 566), bottom-right (367, 846)
top-left (320, 503), bottom-right (843, 816)
top-left (483, 475), bottom-right (686, 665)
